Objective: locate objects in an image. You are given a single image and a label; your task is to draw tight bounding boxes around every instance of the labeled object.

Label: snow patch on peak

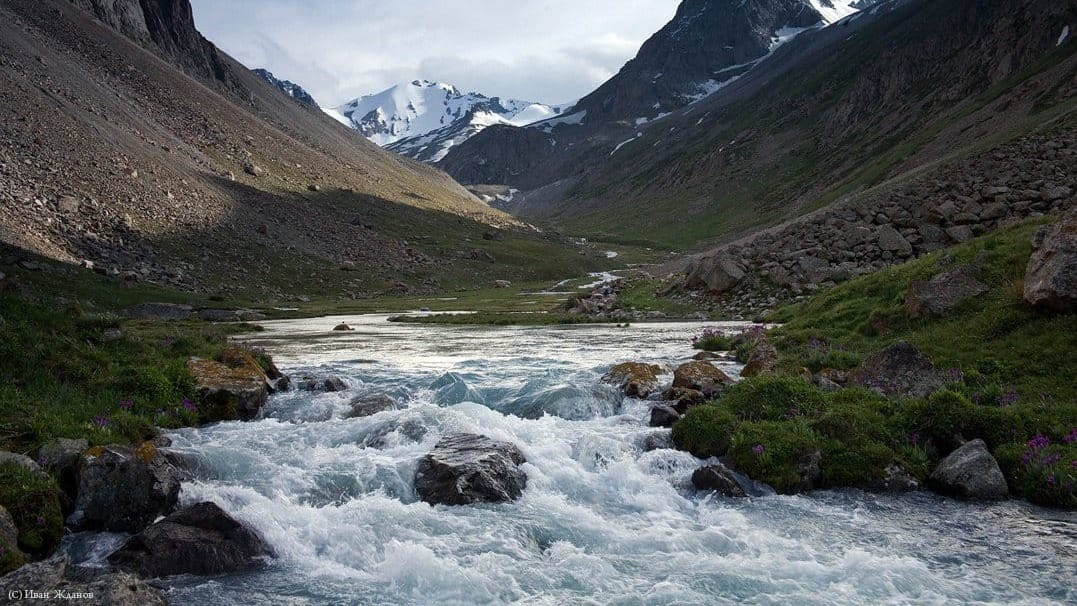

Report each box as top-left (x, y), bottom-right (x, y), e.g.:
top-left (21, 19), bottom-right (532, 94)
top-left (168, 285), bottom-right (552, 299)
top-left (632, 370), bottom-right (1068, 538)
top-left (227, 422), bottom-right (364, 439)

top-left (806, 0), bottom-right (861, 24)
top-left (1059, 25), bottom-right (1071, 46)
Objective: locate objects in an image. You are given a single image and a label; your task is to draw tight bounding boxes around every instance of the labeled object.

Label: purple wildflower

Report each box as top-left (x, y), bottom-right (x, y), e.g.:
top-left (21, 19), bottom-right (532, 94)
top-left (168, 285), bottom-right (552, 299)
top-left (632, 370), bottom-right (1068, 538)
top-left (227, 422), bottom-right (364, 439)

top-left (786, 406), bottom-right (800, 419)
top-left (948, 367), bottom-right (963, 382)
top-left (1064, 428), bottom-right (1077, 444)
top-left (1044, 453), bottom-right (1062, 466)
top-left (35, 515), bottom-right (45, 526)
top-left (1047, 475), bottom-right (1057, 486)
top-left (995, 388), bottom-right (1018, 407)
top-left (36, 453), bottom-right (48, 467)
top-left (753, 444), bottom-right (765, 456)
top-left (1028, 434), bottom-right (1050, 450)
top-left (182, 397), bottom-right (197, 413)
top-left (908, 433), bottom-right (920, 445)
top-left (92, 415), bottom-right (109, 429)
top-left (119, 399), bottom-right (134, 411)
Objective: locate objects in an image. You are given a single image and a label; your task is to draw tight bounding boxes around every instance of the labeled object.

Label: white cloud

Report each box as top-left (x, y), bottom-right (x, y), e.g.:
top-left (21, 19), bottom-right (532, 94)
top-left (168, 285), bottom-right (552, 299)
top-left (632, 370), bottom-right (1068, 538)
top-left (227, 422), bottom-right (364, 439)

top-left (189, 0), bottom-right (679, 106)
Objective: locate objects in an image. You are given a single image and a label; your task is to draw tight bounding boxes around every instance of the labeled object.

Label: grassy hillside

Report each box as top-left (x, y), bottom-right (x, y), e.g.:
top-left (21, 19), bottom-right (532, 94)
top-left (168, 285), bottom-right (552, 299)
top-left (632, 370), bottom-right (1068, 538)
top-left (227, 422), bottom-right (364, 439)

top-left (674, 219), bottom-right (1076, 508)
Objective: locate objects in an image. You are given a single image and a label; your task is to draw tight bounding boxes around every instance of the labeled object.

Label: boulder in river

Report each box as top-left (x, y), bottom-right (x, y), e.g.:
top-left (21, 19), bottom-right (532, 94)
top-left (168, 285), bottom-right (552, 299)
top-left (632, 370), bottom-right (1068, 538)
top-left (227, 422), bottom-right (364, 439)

top-left (851, 340), bottom-right (946, 398)
top-left (1023, 211), bottom-right (1076, 312)
top-left (928, 439), bottom-right (1008, 500)
top-left (603, 362), bottom-right (663, 397)
top-left (414, 434), bottom-right (527, 505)
top-left (108, 502), bottom-right (274, 578)
top-left (347, 394), bottom-right (398, 418)
top-left (691, 464), bottom-right (748, 497)
top-left (187, 346), bottom-right (271, 422)
top-left (672, 362), bottom-right (735, 394)
top-left (662, 387), bottom-right (706, 414)
top-left (649, 405), bottom-right (681, 428)
top-left (71, 443), bottom-right (188, 532)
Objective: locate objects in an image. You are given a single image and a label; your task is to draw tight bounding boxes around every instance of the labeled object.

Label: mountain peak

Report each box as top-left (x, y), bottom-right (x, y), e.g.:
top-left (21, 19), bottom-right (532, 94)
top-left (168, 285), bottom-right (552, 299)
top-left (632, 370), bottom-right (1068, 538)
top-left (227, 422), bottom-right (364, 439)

top-left (252, 68), bottom-right (318, 107)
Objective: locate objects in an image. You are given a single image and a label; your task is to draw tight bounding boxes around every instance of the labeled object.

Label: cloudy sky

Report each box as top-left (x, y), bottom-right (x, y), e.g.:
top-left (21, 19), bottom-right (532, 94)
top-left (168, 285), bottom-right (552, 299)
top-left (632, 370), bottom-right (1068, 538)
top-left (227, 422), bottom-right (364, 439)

top-left (189, 0), bottom-right (679, 108)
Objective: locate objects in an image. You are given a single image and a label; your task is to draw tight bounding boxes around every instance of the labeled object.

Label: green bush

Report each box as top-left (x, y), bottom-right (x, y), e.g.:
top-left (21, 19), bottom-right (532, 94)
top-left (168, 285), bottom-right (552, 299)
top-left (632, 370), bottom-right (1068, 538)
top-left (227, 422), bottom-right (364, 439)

top-left (720, 376), bottom-right (828, 422)
top-left (729, 420), bottom-right (821, 493)
top-left (996, 440), bottom-right (1077, 509)
top-left (671, 405), bottom-right (738, 458)
top-left (0, 463), bottom-right (63, 558)
top-left (819, 438), bottom-right (895, 488)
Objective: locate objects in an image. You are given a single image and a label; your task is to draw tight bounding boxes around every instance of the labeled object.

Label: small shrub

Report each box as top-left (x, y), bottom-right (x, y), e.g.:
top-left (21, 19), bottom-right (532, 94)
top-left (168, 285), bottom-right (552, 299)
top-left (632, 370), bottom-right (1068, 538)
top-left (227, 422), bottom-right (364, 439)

top-left (996, 436), bottom-right (1077, 509)
top-left (0, 463), bottom-right (63, 557)
top-left (672, 405), bottom-right (738, 458)
top-left (729, 420), bottom-right (820, 493)
top-left (720, 376), bottom-right (828, 422)
top-left (819, 438), bottom-right (895, 488)
top-left (691, 328), bottom-right (733, 352)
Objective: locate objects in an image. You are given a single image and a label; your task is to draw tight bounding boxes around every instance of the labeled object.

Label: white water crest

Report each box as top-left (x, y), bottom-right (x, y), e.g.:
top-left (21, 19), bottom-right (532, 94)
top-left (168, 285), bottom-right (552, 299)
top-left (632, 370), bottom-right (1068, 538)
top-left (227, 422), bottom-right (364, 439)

top-left (73, 315), bottom-right (1076, 605)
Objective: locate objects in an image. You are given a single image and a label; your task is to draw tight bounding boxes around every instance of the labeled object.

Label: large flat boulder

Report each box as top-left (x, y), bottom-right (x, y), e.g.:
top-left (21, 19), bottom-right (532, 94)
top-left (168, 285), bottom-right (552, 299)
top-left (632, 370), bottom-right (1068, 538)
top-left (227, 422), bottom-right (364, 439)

top-left (672, 361), bottom-right (735, 394)
top-left (108, 502), bottom-right (274, 578)
top-left (852, 340), bottom-right (946, 398)
top-left (603, 362), bottom-right (663, 397)
top-left (187, 346), bottom-right (271, 422)
top-left (1024, 211), bottom-right (1077, 311)
top-left (414, 434), bottom-right (527, 505)
top-left (685, 254), bottom-right (746, 294)
top-left (71, 443), bottom-right (188, 532)
top-left (928, 439), bottom-right (1008, 500)
top-left (905, 264), bottom-right (989, 318)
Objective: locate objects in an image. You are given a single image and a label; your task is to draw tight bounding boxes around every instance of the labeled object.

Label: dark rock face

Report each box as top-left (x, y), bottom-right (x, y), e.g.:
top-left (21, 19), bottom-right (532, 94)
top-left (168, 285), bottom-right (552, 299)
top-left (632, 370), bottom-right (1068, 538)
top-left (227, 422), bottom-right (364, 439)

top-left (649, 405), bottom-right (682, 428)
top-left (347, 394), bottom-right (398, 418)
top-left (251, 68), bottom-right (317, 107)
top-left (691, 464), bottom-right (748, 497)
top-left (109, 502), bottom-right (274, 578)
top-left (120, 302), bottom-right (194, 320)
top-left (38, 438), bottom-right (88, 512)
top-left (663, 387), bottom-right (706, 414)
top-left (928, 439), bottom-right (1008, 500)
top-left (1024, 211), bottom-right (1077, 312)
top-left (414, 434), bottom-right (527, 505)
top-left (792, 450), bottom-right (823, 493)
top-left (323, 377), bottom-right (348, 392)
top-left (852, 341), bottom-right (946, 398)
top-left (72, 443), bottom-right (188, 532)
top-left (905, 263), bottom-right (989, 318)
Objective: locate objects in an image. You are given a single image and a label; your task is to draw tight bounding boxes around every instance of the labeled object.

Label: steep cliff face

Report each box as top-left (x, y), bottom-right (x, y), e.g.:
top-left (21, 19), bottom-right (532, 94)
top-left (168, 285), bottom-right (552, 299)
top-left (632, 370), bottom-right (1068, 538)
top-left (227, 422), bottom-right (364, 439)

top-left (68, 0), bottom-right (241, 92)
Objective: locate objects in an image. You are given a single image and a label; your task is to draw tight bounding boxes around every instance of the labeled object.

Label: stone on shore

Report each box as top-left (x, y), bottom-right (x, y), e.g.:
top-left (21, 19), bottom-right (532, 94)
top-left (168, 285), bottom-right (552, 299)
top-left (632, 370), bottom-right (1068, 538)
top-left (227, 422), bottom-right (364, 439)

top-left (928, 439), bottom-right (1008, 500)
top-left (1023, 211), bottom-right (1077, 312)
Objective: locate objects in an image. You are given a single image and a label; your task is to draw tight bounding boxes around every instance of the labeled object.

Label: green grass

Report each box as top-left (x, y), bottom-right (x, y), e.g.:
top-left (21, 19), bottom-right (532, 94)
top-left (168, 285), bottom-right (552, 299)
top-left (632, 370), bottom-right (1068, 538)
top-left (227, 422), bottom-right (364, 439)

top-left (0, 295), bottom-right (252, 454)
top-left (0, 463), bottom-right (62, 558)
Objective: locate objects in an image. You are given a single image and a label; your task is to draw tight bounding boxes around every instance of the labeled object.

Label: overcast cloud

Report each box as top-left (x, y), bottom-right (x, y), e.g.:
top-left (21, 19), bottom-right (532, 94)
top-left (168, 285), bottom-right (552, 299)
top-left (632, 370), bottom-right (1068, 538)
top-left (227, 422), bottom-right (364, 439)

top-left (189, 0), bottom-right (679, 107)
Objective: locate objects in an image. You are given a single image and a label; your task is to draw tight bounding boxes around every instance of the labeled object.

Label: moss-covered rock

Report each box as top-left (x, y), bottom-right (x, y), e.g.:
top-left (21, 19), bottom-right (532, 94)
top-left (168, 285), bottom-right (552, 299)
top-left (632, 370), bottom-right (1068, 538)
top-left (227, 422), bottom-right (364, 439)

top-left (0, 462), bottom-right (63, 558)
top-left (187, 346), bottom-right (270, 423)
top-left (603, 362), bottom-right (664, 397)
top-left (0, 505), bottom-right (26, 575)
top-left (672, 361), bottom-right (735, 394)
top-left (671, 405), bottom-right (737, 458)
top-left (720, 375), bottom-right (828, 423)
top-left (729, 420), bottom-right (821, 493)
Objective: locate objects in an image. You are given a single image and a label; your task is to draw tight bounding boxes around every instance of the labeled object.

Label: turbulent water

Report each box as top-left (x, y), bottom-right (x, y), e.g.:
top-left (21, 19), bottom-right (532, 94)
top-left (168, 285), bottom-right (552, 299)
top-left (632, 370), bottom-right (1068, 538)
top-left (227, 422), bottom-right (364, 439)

top-left (70, 315), bottom-right (1076, 605)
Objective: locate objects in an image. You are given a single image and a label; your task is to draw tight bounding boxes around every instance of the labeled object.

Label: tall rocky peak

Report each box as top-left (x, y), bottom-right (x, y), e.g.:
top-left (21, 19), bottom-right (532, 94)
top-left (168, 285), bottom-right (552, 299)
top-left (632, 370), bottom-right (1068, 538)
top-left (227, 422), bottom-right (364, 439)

top-left (67, 0), bottom-right (241, 92)
top-left (252, 68), bottom-right (318, 107)
top-left (571, 0), bottom-right (838, 124)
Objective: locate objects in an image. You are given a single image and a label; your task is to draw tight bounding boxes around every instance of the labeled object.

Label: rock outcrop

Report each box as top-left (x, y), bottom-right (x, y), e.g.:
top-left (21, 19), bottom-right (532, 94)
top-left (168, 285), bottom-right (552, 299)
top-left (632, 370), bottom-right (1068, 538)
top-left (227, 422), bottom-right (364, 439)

top-left (603, 362), bottom-right (664, 398)
top-left (691, 464), bottom-right (748, 498)
top-left (71, 443), bottom-right (188, 532)
top-left (108, 502), bottom-right (274, 578)
top-left (187, 347), bottom-right (271, 422)
top-left (852, 341), bottom-right (946, 398)
top-left (1024, 211), bottom-right (1077, 312)
top-left (649, 405), bottom-right (681, 428)
top-left (414, 434), bottom-right (527, 505)
top-left (928, 439), bottom-right (1008, 500)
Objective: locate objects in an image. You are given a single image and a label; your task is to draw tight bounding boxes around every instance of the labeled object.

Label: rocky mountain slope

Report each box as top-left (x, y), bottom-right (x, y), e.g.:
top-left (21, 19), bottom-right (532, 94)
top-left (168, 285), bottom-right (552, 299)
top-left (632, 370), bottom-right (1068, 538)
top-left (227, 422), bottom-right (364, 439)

top-left (0, 0), bottom-right (596, 299)
top-left (252, 68), bottom-right (317, 107)
top-left (439, 0), bottom-right (1075, 252)
top-left (326, 80), bottom-right (566, 162)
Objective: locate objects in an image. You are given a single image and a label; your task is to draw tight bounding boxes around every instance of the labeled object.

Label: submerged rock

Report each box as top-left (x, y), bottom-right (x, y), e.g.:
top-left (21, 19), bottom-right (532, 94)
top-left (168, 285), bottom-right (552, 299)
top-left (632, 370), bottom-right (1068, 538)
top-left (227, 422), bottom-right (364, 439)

top-left (852, 340), bottom-right (945, 398)
top-left (1023, 211), bottom-right (1076, 311)
top-left (603, 362), bottom-right (664, 397)
top-left (414, 434), bottom-right (527, 505)
top-left (672, 361), bottom-right (735, 393)
top-left (905, 264), bottom-right (989, 318)
top-left (71, 443), bottom-right (188, 532)
top-left (347, 394), bottom-right (399, 418)
top-left (929, 439), bottom-right (1008, 500)
top-left (109, 502), bottom-right (274, 578)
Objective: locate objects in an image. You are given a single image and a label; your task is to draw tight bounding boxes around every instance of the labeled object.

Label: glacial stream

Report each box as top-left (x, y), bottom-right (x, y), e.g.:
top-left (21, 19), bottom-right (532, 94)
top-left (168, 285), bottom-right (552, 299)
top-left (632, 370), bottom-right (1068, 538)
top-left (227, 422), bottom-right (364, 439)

top-left (73, 315), bottom-right (1075, 605)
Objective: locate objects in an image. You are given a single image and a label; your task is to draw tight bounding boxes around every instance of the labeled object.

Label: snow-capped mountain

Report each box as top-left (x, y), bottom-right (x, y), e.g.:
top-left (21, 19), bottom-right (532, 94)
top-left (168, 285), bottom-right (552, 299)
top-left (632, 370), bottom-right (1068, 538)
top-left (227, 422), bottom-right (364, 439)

top-left (324, 80), bottom-right (567, 162)
top-left (251, 68), bottom-right (318, 107)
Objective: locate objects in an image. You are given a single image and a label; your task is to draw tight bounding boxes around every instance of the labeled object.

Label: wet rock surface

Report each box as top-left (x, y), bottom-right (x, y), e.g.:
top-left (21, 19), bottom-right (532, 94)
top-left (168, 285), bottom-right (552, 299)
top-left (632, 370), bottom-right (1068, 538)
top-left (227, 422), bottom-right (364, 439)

top-left (71, 443), bottom-right (188, 532)
top-left (414, 434), bottom-right (527, 505)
